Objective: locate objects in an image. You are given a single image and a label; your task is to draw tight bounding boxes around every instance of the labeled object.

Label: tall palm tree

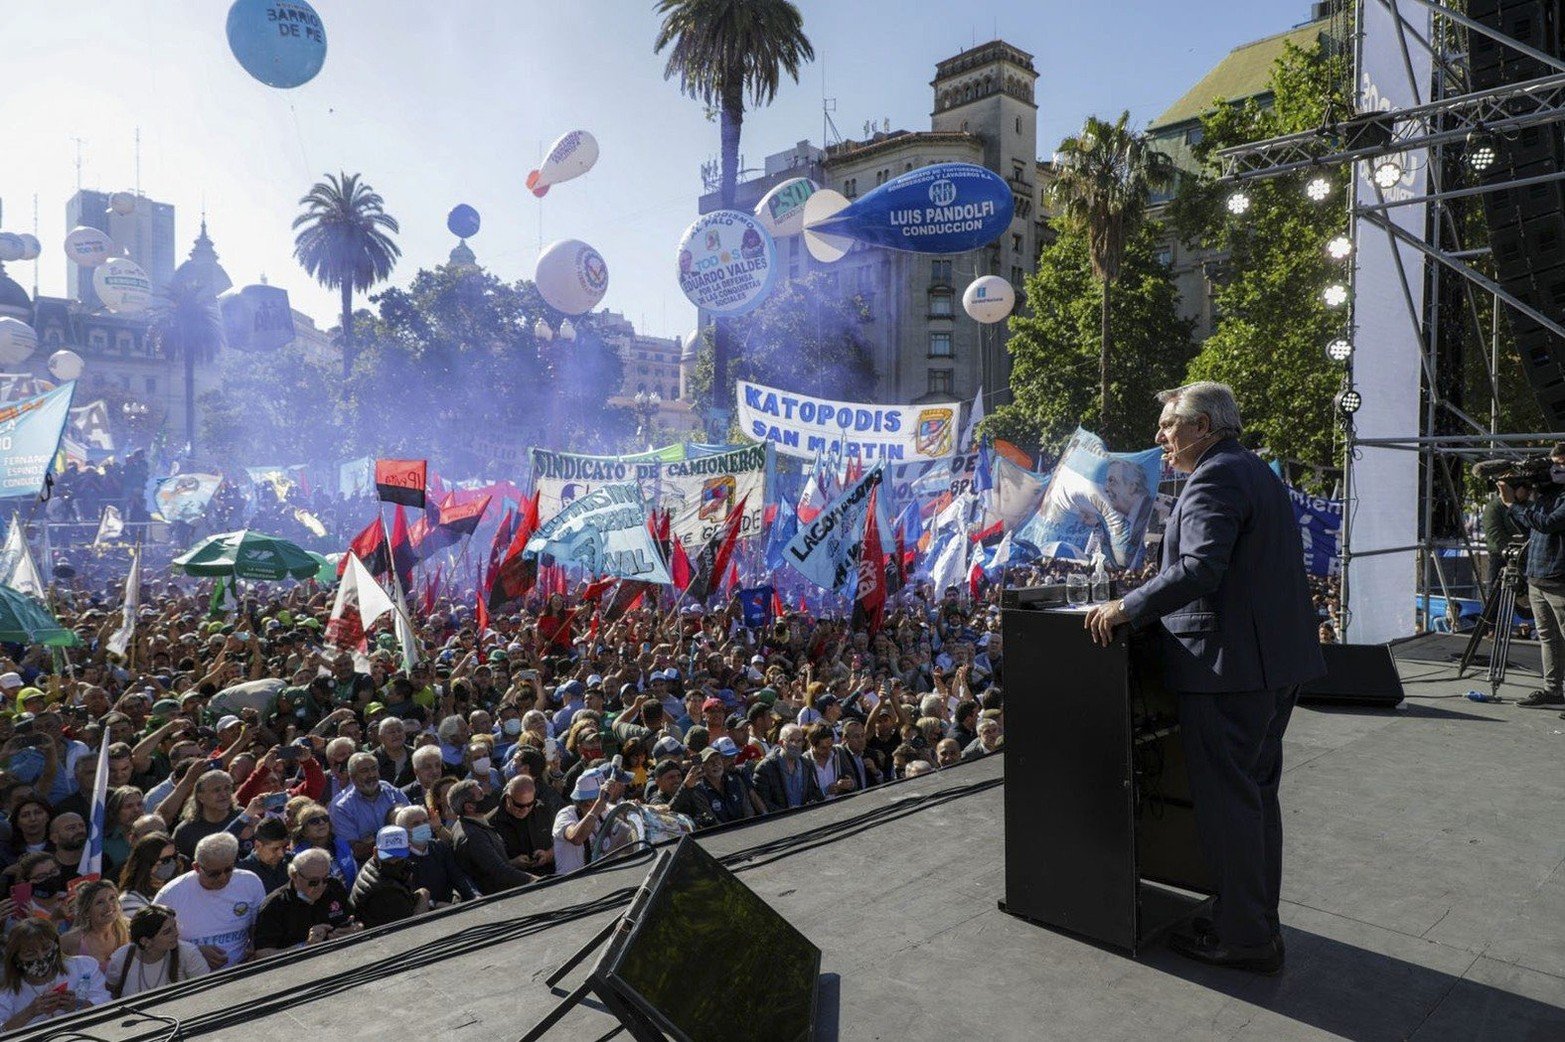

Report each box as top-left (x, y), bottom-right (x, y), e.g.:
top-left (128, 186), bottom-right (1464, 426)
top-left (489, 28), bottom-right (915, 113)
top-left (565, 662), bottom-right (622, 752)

top-left (147, 280), bottom-right (223, 452)
top-left (291, 172), bottom-right (401, 385)
top-left (1049, 112), bottom-right (1174, 428)
top-left (653, 0), bottom-right (813, 418)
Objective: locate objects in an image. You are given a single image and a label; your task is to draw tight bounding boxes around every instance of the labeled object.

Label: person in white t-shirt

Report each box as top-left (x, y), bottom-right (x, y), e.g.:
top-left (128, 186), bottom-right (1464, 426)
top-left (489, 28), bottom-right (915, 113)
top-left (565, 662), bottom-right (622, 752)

top-left (552, 772), bottom-right (609, 876)
top-left (105, 904), bottom-right (212, 998)
top-left (0, 919), bottom-right (111, 1031)
top-left (151, 832), bottom-right (266, 971)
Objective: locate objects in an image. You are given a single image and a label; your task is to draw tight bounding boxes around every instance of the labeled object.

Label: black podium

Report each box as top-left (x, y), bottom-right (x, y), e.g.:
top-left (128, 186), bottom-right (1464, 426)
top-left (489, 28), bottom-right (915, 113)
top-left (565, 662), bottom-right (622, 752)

top-left (1000, 605), bottom-right (1214, 955)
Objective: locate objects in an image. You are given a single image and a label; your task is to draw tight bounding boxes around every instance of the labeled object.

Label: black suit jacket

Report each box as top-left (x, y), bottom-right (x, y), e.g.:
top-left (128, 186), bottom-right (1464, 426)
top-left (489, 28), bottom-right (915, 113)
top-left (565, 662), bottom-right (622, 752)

top-left (752, 752), bottom-right (825, 813)
top-left (1122, 439), bottom-right (1326, 692)
top-left (450, 816), bottom-right (532, 896)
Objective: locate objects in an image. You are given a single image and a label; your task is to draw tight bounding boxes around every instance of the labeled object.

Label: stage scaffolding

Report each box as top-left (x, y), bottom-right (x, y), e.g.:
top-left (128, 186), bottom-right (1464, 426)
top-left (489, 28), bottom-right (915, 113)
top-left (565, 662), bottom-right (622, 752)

top-left (1211, 0), bottom-right (1565, 634)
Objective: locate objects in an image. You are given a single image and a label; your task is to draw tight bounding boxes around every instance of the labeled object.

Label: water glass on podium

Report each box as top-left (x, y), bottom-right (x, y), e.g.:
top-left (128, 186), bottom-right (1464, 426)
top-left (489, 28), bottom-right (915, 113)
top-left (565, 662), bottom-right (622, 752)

top-left (1066, 574), bottom-right (1088, 606)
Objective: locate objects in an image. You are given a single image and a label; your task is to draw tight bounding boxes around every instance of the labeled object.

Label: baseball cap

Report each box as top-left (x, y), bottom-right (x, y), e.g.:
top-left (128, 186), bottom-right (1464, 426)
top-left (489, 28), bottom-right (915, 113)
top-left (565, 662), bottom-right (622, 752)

top-left (698, 746), bottom-right (721, 762)
top-left (651, 735), bottom-right (684, 760)
top-left (700, 697), bottom-right (724, 714)
top-left (17, 688), bottom-right (45, 705)
top-left (216, 715), bottom-right (241, 731)
top-left (815, 694), bottom-right (840, 711)
top-left (0, 673), bottom-right (22, 691)
top-left (376, 825), bottom-right (410, 860)
top-left (712, 736), bottom-right (740, 757)
top-left (653, 758), bottom-right (681, 778)
top-left (152, 699), bottom-right (181, 716)
top-left (650, 670), bottom-right (669, 682)
top-left (559, 680), bottom-right (585, 698)
top-left (586, 674), bottom-right (604, 689)
top-left (753, 687), bottom-right (779, 706)
top-left (571, 773), bottom-right (602, 802)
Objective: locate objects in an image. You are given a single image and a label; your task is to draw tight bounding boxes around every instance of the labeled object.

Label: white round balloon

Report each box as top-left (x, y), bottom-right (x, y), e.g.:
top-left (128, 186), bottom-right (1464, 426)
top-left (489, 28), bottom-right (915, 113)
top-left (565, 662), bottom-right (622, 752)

top-left (534, 239), bottom-right (609, 316)
top-left (0, 318), bottom-right (38, 367)
top-left (17, 235), bottom-right (40, 262)
top-left (0, 234), bottom-right (24, 263)
top-left (962, 275), bottom-right (1016, 324)
top-left (49, 349), bottom-right (84, 382)
top-left (63, 227), bottom-right (114, 268)
top-left (108, 192), bottom-right (138, 216)
top-left (93, 258), bottom-right (153, 314)
top-left (754, 177), bottom-right (818, 238)
top-left (676, 211), bottom-right (778, 316)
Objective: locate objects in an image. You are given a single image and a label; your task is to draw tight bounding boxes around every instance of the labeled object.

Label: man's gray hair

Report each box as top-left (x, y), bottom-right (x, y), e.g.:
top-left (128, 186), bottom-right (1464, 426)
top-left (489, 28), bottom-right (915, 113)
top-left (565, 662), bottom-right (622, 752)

top-left (437, 715), bottom-right (466, 744)
top-left (347, 751), bottom-right (378, 775)
top-left (411, 745), bottom-right (444, 770)
top-left (194, 831), bottom-right (239, 867)
top-left (378, 717), bottom-right (405, 737)
top-left (447, 779), bottom-right (482, 818)
top-left (1158, 381), bottom-right (1242, 439)
top-left (290, 847), bottom-right (330, 876)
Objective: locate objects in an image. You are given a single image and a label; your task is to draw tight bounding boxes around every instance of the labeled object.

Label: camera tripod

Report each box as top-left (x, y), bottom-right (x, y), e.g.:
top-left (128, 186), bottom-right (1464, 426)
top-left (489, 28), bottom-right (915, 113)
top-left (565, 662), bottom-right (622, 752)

top-left (1457, 539), bottom-right (1528, 695)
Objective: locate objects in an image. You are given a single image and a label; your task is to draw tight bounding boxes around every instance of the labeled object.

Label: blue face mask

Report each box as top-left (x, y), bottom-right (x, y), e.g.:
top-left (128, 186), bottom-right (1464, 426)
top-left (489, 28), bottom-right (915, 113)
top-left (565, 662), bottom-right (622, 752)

top-left (409, 823), bottom-right (433, 846)
top-left (502, 718), bottom-right (522, 738)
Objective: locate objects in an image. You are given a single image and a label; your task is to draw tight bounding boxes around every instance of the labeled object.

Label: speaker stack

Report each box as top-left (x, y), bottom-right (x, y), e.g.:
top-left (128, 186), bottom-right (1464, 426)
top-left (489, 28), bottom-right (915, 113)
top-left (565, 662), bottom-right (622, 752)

top-left (1468, 1), bottom-right (1565, 425)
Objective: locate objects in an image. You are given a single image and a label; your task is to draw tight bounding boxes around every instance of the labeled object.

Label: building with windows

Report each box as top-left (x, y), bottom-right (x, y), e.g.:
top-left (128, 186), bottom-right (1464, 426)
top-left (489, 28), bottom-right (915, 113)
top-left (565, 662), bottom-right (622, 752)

top-left (597, 310), bottom-right (702, 438)
top-left (696, 40), bottom-right (1052, 407)
top-left (1145, 14), bottom-right (1334, 340)
top-left (66, 190), bottom-right (177, 310)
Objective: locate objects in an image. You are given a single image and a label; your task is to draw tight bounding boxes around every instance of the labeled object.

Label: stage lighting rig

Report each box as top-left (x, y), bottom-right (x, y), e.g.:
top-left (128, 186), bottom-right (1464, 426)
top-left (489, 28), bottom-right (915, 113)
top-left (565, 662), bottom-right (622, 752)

top-left (1465, 128), bottom-right (1498, 172)
top-left (1305, 174), bottom-right (1332, 201)
top-left (1225, 190), bottom-right (1252, 216)
top-left (1336, 388), bottom-right (1363, 415)
top-left (1326, 235), bottom-right (1353, 260)
top-left (1323, 283), bottom-right (1350, 307)
top-left (1326, 337), bottom-right (1353, 363)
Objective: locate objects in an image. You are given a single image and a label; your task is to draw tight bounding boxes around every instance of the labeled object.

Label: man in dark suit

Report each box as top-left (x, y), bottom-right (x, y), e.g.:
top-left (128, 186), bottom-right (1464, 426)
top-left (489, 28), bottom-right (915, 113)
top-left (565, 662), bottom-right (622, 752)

top-left (1087, 381), bottom-right (1324, 975)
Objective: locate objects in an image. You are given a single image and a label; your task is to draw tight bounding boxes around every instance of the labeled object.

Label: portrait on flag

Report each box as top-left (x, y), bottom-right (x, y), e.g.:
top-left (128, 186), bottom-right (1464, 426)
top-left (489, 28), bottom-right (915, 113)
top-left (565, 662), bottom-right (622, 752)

top-left (1019, 429), bottom-right (1160, 569)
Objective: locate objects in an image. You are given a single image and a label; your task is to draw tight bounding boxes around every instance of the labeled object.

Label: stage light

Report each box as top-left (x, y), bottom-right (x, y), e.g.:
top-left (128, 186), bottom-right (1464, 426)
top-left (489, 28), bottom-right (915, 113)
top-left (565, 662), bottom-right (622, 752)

top-left (1305, 175), bottom-right (1332, 202)
top-left (1372, 157), bottom-right (1403, 189)
top-left (533, 319), bottom-right (553, 342)
top-left (1326, 338), bottom-right (1353, 363)
top-left (1323, 283), bottom-right (1350, 307)
top-left (1225, 190), bottom-right (1252, 216)
top-left (1465, 128), bottom-right (1498, 172)
top-left (1336, 388), bottom-right (1362, 415)
top-left (1326, 235), bottom-right (1353, 260)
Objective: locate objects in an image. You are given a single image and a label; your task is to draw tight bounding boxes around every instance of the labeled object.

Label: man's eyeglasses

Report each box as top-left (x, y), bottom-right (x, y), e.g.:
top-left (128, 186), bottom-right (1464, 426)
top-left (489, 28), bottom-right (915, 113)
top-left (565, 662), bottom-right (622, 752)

top-left (297, 873), bottom-right (329, 888)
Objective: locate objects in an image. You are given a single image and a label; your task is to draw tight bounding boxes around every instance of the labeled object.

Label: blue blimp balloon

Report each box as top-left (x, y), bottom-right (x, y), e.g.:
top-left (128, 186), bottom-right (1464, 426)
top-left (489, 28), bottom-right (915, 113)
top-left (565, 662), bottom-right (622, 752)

top-left (226, 0), bottom-right (328, 89)
top-left (447, 205), bottom-right (481, 239)
top-left (803, 162), bottom-right (1014, 260)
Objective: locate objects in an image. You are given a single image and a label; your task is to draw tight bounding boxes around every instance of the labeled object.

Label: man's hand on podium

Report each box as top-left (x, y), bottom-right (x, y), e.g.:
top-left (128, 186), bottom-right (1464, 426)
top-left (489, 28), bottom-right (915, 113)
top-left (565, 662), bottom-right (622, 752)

top-left (1084, 599), bottom-right (1129, 647)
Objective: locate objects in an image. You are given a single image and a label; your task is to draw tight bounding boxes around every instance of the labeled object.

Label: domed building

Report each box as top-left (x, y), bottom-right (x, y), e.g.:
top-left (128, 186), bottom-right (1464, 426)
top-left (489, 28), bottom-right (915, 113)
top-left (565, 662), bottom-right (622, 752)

top-left (171, 219), bottom-right (233, 300)
top-left (0, 263), bottom-right (31, 323)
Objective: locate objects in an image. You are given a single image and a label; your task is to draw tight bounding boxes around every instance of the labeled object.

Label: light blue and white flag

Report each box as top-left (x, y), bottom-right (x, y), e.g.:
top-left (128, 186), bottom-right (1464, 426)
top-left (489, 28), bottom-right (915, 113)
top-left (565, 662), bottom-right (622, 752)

top-left (783, 464), bottom-right (883, 594)
top-left (0, 382), bottom-right (74, 500)
top-left (524, 482), bottom-right (672, 584)
top-left (1017, 428), bottom-right (1160, 569)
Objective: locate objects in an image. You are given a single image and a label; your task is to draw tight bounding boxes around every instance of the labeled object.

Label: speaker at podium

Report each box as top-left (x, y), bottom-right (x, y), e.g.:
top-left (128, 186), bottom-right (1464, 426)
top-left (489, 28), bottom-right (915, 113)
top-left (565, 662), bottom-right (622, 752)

top-left (1000, 603), bottom-right (1214, 954)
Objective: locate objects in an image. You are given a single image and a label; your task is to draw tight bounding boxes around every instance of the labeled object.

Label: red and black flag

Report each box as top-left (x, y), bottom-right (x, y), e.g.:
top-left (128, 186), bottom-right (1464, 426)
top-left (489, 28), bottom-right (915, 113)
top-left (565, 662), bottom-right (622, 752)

top-left (417, 493), bottom-right (492, 559)
top-left (670, 537), bottom-right (692, 592)
top-left (390, 504), bottom-right (417, 591)
top-left (482, 508), bottom-right (516, 598)
top-left (853, 486), bottom-right (887, 636)
top-left (339, 518), bottom-right (389, 578)
top-left (604, 579), bottom-right (653, 622)
top-left (686, 494), bottom-right (748, 602)
top-left (375, 459), bottom-right (427, 509)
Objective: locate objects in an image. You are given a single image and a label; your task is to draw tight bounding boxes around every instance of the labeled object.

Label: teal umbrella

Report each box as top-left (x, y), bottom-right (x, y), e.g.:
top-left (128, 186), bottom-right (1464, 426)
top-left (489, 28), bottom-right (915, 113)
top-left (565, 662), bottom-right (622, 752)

top-left (305, 551), bottom-right (339, 585)
top-left (0, 586), bottom-right (82, 647)
top-left (173, 529), bottom-right (320, 581)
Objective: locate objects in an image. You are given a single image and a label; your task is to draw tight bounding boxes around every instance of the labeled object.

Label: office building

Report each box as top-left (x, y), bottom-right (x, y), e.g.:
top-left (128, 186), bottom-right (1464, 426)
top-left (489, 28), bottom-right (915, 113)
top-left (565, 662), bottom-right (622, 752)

top-left (66, 189), bottom-right (176, 310)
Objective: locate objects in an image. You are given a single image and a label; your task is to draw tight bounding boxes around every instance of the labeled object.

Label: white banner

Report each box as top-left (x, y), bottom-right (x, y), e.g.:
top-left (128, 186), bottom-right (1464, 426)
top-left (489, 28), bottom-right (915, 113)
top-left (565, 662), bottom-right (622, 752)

top-left (660, 443), bottom-right (768, 549)
top-left (737, 380), bottom-right (956, 463)
top-left (524, 482), bottom-right (672, 583)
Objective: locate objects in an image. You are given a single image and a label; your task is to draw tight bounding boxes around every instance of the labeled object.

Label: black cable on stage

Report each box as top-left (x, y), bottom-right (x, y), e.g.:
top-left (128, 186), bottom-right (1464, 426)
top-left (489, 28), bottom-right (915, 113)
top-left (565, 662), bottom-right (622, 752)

top-left (27, 770), bottom-right (1002, 1042)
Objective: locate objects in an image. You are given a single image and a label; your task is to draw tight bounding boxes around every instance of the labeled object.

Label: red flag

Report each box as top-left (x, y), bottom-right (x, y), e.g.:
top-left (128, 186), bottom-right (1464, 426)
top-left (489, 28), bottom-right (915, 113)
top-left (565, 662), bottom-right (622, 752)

top-left (490, 491), bottom-right (542, 609)
top-left (722, 558), bottom-right (740, 597)
top-left (419, 493), bottom-right (492, 558)
top-left (771, 588), bottom-right (785, 619)
top-left (605, 580), bottom-right (653, 622)
top-left (483, 509), bottom-right (516, 596)
top-left (475, 577), bottom-right (490, 634)
top-left (855, 486), bottom-right (887, 636)
top-left (390, 504), bottom-right (417, 590)
top-left (374, 459), bottom-right (427, 508)
top-left (340, 518), bottom-right (388, 578)
top-left (421, 565), bottom-right (441, 616)
top-left (581, 577), bottom-right (615, 603)
top-left (687, 494), bottom-right (748, 602)
top-left (587, 612), bottom-right (600, 644)
top-left (671, 537), bottom-right (692, 592)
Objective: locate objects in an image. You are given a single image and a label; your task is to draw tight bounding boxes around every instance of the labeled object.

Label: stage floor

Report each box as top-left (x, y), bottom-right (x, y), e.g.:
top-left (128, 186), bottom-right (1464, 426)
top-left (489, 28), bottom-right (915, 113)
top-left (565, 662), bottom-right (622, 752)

top-left (21, 657), bottom-right (1565, 1042)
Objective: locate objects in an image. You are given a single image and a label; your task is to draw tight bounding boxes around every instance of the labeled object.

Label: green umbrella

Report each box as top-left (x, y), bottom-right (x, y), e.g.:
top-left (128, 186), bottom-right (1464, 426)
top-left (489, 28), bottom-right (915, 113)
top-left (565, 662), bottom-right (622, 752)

top-left (306, 551), bottom-right (339, 585)
top-left (0, 586), bottom-right (82, 647)
top-left (174, 529), bottom-right (320, 581)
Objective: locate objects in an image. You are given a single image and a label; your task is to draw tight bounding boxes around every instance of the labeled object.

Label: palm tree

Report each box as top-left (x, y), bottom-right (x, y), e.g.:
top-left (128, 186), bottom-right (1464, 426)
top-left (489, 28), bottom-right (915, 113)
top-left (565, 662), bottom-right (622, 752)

top-left (291, 172), bottom-right (401, 385)
top-left (653, 0), bottom-right (813, 421)
top-left (1049, 111), bottom-right (1174, 429)
top-left (147, 280), bottom-right (223, 453)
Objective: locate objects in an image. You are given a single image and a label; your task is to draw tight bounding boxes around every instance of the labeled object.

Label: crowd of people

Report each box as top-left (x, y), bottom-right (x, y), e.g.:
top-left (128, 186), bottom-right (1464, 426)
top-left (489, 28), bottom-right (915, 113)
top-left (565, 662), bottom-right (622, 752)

top-left (0, 563), bottom-right (1014, 1029)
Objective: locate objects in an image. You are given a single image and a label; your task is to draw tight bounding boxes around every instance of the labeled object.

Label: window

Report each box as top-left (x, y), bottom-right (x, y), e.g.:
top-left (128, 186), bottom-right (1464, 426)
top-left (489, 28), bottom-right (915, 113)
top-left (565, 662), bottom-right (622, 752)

top-left (88, 329), bottom-right (107, 352)
top-left (1012, 161), bottom-right (1025, 182)
top-left (143, 376), bottom-right (157, 394)
top-left (1011, 265), bottom-right (1025, 288)
top-left (843, 177), bottom-right (858, 198)
top-left (929, 332), bottom-right (953, 358)
top-left (928, 369), bottom-right (953, 394)
top-left (930, 259), bottom-right (953, 285)
top-left (875, 169), bottom-right (888, 186)
top-left (1154, 247), bottom-right (1174, 268)
top-left (1016, 116), bottom-right (1022, 134)
top-left (116, 374), bottom-right (130, 391)
top-left (1185, 126), bottom-right (1204, 146)
top-left (929, 290), bottom-right (953, 318)
top-left (1011, 234), bottom-right (1023, 254)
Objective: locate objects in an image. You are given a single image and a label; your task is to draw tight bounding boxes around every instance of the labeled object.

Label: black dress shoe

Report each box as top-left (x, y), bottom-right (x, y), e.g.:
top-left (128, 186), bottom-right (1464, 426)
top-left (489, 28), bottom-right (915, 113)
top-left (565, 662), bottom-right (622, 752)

top-left (1189, 917), bottom-right (1286, 959)
top-left (1517, 690), bottom-right (1564, 708)
top-left (1169, 930), bottom-right (1284, 975)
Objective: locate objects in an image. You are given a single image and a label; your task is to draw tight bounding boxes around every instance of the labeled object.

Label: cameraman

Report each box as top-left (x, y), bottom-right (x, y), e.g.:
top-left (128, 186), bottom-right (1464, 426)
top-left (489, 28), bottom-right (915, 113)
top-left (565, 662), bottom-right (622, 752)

top-left (1499, 442), bottom-right (1565, 710)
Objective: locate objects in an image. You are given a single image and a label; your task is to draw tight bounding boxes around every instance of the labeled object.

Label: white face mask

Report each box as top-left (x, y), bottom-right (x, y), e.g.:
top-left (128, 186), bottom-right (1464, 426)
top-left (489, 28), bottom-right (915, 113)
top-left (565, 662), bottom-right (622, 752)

top-left (502, 718), bottom-right (522, 737)
top-left (471, 757), bottom-right (491, 774)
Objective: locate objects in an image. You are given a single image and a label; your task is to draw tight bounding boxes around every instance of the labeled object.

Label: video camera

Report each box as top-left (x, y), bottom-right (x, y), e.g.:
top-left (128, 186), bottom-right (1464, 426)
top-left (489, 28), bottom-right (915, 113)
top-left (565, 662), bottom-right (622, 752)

top-left (1471, 455), bottom-right (1556, 488)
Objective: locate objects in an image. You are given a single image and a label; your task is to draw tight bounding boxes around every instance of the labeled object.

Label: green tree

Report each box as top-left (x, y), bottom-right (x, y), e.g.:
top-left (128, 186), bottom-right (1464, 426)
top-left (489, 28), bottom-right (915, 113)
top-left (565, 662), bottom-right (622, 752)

top-left (653, 0), bottom-right (814, 419)
top-left (1049, 111), bottom-right (1175, 428)
top-left (146, 279), bottom-right (223, 452)
top-left (1166, 41), bottom-right (1351, 473)
top-left (292, 172), bottom-right (401, 386)
top-left (988, 221), bottom-right (1195, 455)
top-left (685, 271), bottom-right (876, 418)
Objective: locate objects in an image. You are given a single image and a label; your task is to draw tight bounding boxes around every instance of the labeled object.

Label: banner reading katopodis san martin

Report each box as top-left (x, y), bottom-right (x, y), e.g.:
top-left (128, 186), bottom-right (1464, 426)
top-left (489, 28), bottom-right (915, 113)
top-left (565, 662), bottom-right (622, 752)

top-left (662, 443), bottom-right (769, 549)
top-left (0, 383), bottom-right (74, 499)
top-left (736, 380), bottom-right (956, 463)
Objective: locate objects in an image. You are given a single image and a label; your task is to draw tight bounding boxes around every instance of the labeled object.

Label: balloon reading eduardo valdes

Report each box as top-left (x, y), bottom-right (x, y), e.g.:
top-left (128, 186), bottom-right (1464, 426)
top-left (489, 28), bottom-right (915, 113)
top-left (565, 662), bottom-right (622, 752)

top-left (676, 211), bottom-right (779, 317)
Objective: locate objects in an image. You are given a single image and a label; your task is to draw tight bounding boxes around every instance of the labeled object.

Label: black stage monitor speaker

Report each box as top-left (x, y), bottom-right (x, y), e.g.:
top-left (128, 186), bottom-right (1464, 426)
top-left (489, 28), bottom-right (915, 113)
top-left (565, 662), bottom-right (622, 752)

top-left (1298, 643), bottom-right (1405, 708)
top-left (595, 837), bottom-right (820, 1042)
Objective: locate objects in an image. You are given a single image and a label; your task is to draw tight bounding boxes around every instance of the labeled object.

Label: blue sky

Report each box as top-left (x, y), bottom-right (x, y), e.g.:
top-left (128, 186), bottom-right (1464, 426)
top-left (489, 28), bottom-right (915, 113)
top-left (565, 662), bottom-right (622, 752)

top-left (2, 0), bottom-right (1313, 341)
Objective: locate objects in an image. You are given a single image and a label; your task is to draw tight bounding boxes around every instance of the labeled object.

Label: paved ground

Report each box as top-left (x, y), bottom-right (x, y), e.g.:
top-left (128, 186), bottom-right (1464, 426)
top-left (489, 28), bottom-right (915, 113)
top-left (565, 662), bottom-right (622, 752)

top-left (20, 656), bottom-right (1564, 1042)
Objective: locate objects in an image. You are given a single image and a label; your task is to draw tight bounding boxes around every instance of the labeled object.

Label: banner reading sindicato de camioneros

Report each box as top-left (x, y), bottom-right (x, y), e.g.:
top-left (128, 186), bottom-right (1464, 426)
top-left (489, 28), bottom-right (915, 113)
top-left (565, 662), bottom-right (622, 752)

top-left (736, 380), bottom-right (956, 463)
top-left (661, 442), bottom-right (768, 549)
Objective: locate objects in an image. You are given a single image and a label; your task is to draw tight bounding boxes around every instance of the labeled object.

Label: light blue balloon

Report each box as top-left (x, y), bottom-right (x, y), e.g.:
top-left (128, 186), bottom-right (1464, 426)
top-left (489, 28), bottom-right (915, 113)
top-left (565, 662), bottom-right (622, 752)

top-left (226, 0), bottom-right (328, 89)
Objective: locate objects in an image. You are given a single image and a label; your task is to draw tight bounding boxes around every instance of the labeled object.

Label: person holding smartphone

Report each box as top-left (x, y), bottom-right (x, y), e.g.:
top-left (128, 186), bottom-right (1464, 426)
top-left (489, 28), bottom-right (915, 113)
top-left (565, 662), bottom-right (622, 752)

top-left (0, 919), bottom-right (110, 1029)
